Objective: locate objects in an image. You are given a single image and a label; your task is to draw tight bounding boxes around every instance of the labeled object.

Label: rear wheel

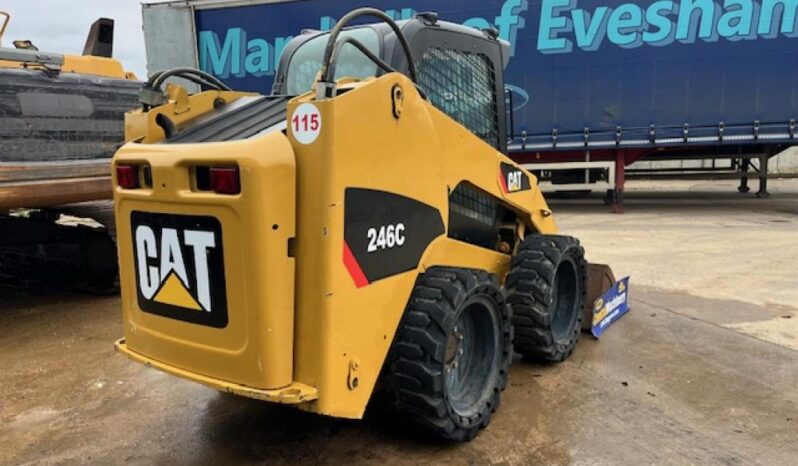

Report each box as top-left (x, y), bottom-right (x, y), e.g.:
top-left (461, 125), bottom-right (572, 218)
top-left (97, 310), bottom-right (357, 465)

top-left (505, 235), bottom-right (587, 363)
top-left (384, 267), bottom-right (511, 441)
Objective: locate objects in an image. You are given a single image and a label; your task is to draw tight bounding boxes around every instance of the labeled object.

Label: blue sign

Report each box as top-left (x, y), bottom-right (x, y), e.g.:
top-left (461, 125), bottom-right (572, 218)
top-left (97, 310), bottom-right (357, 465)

top-left (591, 276), bottom-right (630, 337)
top-left (194, 0), bottom-right (798, 147)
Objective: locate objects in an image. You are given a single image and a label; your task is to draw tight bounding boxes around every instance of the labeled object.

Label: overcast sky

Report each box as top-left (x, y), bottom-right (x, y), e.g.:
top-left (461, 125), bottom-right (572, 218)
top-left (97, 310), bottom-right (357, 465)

top-left (2, 0), bottom-right (150, 78)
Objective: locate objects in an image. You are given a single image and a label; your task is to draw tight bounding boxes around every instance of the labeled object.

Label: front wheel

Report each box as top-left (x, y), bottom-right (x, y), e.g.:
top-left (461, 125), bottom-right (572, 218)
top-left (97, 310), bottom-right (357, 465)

top-left (505, 235), bottom-right (587, 363)
top-left (384, 267), bottom-right (512, 441)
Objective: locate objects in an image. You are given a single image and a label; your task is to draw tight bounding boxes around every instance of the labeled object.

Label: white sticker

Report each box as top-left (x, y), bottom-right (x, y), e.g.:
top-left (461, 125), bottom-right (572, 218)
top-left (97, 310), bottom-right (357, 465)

top-left (290, 103), bottom-right (322, 145)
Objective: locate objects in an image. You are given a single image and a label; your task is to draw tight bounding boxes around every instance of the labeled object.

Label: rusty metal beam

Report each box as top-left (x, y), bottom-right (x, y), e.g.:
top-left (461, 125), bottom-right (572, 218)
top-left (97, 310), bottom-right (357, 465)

top-left (0, 159), bottom-right (111, 182)
top-left (0, 159), bottom-right (112, 210)
top-left (0, 176), bottom-right (111, 210)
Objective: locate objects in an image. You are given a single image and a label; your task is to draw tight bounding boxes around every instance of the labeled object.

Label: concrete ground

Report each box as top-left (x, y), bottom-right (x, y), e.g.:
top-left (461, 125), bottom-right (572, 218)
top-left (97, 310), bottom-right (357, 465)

top-left (1, 178), bottom-right (797, 465)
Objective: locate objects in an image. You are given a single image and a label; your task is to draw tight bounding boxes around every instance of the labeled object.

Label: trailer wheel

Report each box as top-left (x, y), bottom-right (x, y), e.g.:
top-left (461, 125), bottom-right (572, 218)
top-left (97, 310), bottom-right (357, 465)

top-left (384, 267), bottom-right (511, 441)
top-left (505, 235), bottom-right (587, 363)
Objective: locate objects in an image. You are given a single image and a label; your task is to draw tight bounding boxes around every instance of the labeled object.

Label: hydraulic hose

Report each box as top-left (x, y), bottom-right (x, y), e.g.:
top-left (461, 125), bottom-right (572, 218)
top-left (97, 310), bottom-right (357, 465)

top-left (319, 8), bottom-right (418, 91)
top-left (150, 67), bottom-right (232, 91)
top-left (140, 67), bottom-right (233, 110)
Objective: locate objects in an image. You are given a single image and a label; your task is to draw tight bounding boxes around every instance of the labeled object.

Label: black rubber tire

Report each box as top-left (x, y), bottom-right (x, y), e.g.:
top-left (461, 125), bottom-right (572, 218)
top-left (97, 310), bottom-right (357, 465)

top-left (383, 267), bottom-right (512, 441)
top-left (505, 235), bottom-right (587, 363)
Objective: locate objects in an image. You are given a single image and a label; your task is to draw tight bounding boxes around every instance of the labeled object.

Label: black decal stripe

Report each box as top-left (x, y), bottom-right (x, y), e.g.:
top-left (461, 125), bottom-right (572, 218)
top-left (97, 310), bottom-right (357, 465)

top-left (344, 188), bottom-right (445, 285)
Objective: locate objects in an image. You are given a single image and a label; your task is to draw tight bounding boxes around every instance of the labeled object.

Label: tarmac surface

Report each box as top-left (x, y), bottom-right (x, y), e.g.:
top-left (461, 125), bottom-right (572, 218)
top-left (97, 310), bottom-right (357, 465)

top-left (1, 178), bottom-right (797, 465)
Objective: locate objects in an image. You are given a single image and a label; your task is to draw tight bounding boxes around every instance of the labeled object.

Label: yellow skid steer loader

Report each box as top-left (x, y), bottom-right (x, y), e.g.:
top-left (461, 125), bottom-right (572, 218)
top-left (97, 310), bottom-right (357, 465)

top-left (113, 9), bottom-right (598, 441)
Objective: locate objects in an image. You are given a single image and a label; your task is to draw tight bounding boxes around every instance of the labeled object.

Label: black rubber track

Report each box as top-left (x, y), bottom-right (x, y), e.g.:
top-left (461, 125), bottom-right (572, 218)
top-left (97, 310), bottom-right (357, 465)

top-left (0, 68), bottom-right (140, 162)
top-left (505, 235), bottom-right (587, 363)
top-left (383, 267), bottom-right (512, 441)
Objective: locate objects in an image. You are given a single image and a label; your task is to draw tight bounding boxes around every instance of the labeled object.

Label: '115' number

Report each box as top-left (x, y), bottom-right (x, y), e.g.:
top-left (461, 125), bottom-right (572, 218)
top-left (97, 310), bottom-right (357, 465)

top-left (292, 113), bottom-right (319, 132)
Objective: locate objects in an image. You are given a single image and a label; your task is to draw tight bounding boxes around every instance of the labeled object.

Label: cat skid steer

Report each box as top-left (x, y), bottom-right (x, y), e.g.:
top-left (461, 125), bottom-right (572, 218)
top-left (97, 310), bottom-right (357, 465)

top-left (113, 9), bottom-right (607, 441)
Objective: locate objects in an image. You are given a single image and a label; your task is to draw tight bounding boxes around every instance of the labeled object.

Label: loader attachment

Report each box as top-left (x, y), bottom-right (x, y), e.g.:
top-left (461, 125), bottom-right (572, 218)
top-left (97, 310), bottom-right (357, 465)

top-left (583, 263), bottom-right (630, 336)
top-left (583, 263), bottom-right (616, 331)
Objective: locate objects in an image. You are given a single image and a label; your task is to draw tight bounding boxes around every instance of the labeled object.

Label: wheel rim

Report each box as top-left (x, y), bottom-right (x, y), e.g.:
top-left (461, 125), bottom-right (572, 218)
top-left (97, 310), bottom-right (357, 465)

top-left (550, 258), bottom-right (579, 341)
top-left (444, 295), bottom-right (501, 417)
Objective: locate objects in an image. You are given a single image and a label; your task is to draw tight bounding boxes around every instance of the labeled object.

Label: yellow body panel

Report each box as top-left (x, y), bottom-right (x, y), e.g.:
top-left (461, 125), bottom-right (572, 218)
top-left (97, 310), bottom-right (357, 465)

top-left (286, 74), bottom-right (556, 418)
top-left (115, 339), bottom-right (317, 403)
top-left (0, 53), bottom-right (135, 79)
top-left (62, 54), bottom-right (133, 79)
top-left (113, 72), bottom-right (558, 419)
top-left (114, 132), bottom-right (297, 389)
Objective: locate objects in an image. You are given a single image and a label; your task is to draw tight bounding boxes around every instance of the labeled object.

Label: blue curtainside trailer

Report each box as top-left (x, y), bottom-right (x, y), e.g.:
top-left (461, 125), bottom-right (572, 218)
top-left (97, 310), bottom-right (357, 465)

top-left (143, 0), bottom-right (798, 208)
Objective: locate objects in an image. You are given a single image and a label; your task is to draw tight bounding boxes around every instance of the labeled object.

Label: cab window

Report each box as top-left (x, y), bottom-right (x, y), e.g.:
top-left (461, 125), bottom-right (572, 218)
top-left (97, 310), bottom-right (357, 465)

top-left (285, 28), bottom-right (380, 95)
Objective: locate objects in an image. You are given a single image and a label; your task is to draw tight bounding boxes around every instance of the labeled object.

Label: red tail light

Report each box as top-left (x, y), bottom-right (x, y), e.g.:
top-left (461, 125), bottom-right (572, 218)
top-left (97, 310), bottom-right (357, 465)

top-left (210, 166), bottom-right (241, 194)
top-left (116, 165), bottom-right (140, 189)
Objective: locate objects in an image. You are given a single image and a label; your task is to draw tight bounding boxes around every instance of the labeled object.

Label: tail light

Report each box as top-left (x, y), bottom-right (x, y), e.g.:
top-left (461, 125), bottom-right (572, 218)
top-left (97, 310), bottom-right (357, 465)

top-left (117, 165), bottom-right (140, 189)
top-left (211, 167), bottom-right (241, 194)
top-left (193, 165), bottom-right (241, 195)
top-left (116, 164), bottom-right (152, 189)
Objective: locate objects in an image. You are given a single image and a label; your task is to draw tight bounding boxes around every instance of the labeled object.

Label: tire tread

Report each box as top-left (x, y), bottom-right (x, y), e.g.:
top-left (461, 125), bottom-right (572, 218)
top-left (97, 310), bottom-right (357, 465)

top-left (384, 267), bottom-right (512, 441)
top-left (506, 235), bottom-right (587, 363)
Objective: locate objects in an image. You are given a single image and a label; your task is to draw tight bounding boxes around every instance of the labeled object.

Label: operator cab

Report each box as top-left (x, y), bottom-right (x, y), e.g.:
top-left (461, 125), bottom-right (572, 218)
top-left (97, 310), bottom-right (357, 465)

top-left (273, 14), bottom-right (511, 153)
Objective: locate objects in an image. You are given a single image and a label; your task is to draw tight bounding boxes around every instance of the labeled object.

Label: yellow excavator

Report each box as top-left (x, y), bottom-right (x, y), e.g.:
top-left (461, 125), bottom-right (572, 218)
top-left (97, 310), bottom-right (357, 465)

top-left (113, 8), bottom-right (607, 440)
top-left (0, 12), bottom-right (139, 291)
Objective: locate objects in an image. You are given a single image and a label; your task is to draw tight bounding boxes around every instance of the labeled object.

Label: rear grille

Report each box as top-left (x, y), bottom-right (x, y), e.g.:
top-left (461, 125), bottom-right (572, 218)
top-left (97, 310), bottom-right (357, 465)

top-left (450, 183), bottom-right (498, 226)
